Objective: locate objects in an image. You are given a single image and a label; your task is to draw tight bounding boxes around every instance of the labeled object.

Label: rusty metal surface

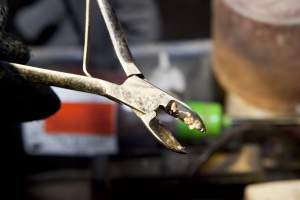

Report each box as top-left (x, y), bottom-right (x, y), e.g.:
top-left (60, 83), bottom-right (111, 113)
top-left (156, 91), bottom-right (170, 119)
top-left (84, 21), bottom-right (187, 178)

top-left (212, 0), bottom-right (300, 113)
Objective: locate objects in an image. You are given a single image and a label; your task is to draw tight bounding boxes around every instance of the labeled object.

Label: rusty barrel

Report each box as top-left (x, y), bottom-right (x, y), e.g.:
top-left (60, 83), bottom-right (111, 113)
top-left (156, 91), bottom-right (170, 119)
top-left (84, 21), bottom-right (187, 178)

top-left (212, 0), bottom-right (300, 113)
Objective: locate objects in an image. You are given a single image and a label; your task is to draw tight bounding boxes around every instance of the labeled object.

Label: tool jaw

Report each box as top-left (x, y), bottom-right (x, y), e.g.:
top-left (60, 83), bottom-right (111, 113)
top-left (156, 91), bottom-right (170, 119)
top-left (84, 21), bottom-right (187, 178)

top-left (105, 75), bottom-right (206, 153)
top-left (105, 75), bottom-right (170, 114)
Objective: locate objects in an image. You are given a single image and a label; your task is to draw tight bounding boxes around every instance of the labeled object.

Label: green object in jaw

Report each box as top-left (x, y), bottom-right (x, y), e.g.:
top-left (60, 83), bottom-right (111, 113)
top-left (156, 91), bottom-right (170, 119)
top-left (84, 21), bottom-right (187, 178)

top-left (176, 101), bottom-right (232, 139)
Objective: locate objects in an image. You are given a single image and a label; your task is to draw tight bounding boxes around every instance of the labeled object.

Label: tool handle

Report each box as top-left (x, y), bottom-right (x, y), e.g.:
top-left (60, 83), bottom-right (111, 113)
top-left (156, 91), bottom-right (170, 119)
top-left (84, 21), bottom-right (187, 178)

top-left (96, 0), bottom-right (142, 77)
top-left (5, 61), bottom-right (109, 96)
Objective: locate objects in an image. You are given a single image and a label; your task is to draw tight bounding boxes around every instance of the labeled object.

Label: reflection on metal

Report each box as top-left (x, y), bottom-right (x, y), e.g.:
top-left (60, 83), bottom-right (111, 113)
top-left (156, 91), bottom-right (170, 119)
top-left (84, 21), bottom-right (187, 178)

top-left (224, 0), bottom-right (300, 25)
top-left (212, 0), bottom-right (300, 113)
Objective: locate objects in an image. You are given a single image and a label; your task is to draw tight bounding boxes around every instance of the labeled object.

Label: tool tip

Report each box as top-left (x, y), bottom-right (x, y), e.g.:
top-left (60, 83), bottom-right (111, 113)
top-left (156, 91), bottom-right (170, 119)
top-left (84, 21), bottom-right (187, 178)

top-left (167, 100), bottom-right (207, 134)
top-left (173, 145), bottom-right (187, 154)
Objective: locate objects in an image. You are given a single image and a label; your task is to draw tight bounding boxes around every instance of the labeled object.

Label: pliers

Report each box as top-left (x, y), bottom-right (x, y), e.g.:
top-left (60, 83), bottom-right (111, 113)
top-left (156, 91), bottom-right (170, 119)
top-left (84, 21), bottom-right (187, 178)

top-left (3, 0), bottom-right (206, 153)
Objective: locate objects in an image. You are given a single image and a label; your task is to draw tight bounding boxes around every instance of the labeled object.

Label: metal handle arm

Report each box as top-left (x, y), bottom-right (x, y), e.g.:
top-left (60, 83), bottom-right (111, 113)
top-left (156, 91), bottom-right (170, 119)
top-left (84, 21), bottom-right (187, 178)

top-left (96, 0), bottom-right (142, 77)
top-left (6, 62), bottom-right (110, 96)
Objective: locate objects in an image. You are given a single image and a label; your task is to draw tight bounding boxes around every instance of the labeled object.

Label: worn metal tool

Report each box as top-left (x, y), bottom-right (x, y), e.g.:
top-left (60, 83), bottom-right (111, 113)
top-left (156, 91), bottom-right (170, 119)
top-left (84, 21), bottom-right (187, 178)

top-left (3, 0), bottom-right (206, 153)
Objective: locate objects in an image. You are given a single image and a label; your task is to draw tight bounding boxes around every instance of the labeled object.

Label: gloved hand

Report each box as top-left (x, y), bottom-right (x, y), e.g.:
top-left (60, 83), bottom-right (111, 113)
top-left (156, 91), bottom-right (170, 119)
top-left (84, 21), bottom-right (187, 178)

top-left (0, 0), bottom-right (60, 122)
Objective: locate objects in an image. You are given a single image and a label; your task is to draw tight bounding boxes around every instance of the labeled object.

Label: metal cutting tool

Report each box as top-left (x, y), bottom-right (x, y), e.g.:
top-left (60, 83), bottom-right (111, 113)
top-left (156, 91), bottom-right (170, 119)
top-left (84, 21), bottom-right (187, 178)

top-left (3, 0), bottom-right (206, 153)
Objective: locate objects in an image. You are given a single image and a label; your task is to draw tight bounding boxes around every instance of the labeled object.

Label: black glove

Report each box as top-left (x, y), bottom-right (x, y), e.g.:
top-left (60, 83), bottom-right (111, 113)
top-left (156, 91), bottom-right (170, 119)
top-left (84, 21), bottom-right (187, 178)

top-left (0, 0), bottom-right (60, 122)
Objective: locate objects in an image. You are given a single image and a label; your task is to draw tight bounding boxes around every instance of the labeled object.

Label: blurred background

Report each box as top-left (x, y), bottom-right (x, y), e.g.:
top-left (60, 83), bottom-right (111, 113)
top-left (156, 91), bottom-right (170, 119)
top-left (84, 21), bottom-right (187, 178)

top-left (4, 0), bottom-right (300, 199)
